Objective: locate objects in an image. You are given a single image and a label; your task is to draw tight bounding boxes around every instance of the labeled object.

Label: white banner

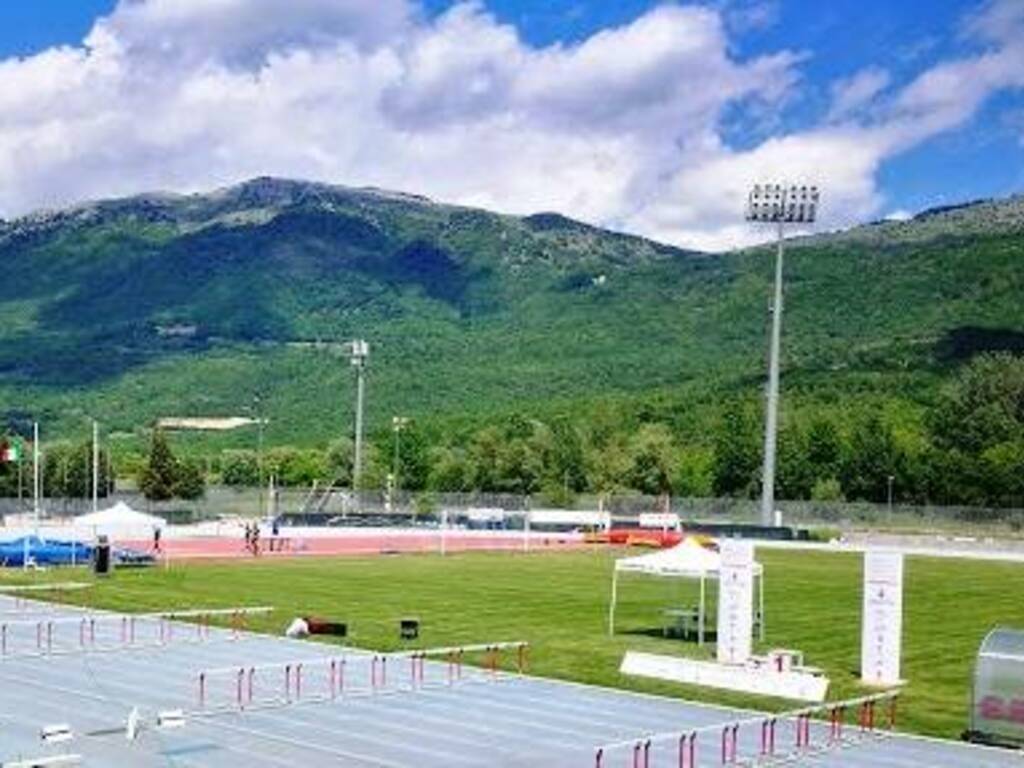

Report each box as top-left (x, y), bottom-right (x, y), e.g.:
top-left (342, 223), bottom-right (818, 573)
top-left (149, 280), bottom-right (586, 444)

top-left (861, 550), bottom-right (904, 685)
top-left (717, 539), bottom-right (755, 664)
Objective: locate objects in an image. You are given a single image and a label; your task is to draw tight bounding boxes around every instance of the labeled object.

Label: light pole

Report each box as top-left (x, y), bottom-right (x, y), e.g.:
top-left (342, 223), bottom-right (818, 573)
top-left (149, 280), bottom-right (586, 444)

top-left (350, 340), bottom-right (369, 491)
top-left (32, 422), bottom-right (40, 527)
top-left (746, 183), bottom-right (820, 526)
top-left (253, 395), bottom-right (265, 518)
top-left (392, 416), bottom-right (409, 496)
top-left (92, 419), bottom-right (99, 513)
top-left (887, 475), bottom-right (895, 517)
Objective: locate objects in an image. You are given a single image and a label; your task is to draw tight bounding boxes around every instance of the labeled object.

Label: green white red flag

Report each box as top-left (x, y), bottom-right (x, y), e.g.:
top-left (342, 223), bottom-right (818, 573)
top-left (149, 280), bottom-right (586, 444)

top-left (1, 439), bottom-right (22, 463)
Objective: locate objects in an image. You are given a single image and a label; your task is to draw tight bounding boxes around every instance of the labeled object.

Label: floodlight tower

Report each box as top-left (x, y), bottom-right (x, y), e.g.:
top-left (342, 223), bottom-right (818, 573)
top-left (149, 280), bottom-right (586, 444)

top-left (745, 184), bottom-right (820, 526)
top-left (350, 340), bottom-right (370, 491)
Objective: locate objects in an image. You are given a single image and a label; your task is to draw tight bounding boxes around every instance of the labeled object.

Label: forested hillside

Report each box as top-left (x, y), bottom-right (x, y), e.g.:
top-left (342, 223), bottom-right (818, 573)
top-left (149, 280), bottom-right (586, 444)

top-left (1, 179), bottom-right (1023, 507)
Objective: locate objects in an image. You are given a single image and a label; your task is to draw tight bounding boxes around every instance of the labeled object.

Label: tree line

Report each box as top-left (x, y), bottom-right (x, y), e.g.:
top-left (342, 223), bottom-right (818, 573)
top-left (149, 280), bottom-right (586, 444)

top-left (3, 353), bottom-right (1023, 510)
top-left (205, 354), bottom-right (1024, 510)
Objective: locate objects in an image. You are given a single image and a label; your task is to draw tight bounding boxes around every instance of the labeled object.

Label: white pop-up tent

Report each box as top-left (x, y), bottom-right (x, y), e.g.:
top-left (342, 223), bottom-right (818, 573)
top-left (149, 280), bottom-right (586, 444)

top-left (608, 539), bottom-right (764, 645)
top-left (74, 502), bottom-right (166, 539)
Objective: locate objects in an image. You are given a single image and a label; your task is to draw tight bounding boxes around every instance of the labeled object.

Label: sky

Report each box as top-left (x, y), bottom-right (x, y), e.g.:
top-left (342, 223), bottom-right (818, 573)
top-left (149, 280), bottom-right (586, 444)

top-left (0, 0), bottom-right (1022, 251)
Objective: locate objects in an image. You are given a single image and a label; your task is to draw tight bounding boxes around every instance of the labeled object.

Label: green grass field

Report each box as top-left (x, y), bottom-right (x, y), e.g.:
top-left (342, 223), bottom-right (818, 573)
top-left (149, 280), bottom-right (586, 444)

top-left (5, 547), bottom-right (1024, 741)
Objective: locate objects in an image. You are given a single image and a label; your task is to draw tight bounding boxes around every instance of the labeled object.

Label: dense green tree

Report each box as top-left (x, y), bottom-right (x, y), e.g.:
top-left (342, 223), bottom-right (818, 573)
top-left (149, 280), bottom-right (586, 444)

top-left (469, 427), bottom-right (503, 491)
top-left (776, 425), bottom-right (814, 500)
top-left (221, 450), bottom-right (259, 486)
top-left (931, 353), bottom-right (1024, 454)
top-left (712, 402), bottom-right (761, 497)
top-left (978, 442), bottom-right (1024, 508)
top-left (172, 458), bottom-right (206, 500)
top-left (811, 477), bottom-right (844, 502)
top-left (427, 445), bottom-right (473, 492)
top-left (806, 418), bottom-right (842, 479)
top-left (139, 429), bottom-right (205, 500)
top-left (265, 447), bottom-right (327, 487)
top-left (672, 446), bottom-right (715, 497)
top-left (139, 429), bottom-right (178, 501)
top-left (546, 416), bottom-right (588, 493)
top-left (325, 439), bottom-right (354, 486)
top-left (840, 415), bottom-right (905, 502)
top-left (585, 435), bottom-right (631, 494)
top-left (626, 424), bottom-right (676, 495)
top-left (392, 424), bottom-right (430, 492)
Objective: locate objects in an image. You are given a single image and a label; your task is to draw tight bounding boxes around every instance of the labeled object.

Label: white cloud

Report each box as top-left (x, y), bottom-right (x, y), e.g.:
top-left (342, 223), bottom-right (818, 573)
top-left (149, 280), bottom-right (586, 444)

top-left (0, 0), bottom-right (1021, 251)
top-left (827, 68), bottom-right (891, 122)
top-left (962, 0), bottom-right (1024, 45)
top-left (90, 0), bottom-right (415, 63)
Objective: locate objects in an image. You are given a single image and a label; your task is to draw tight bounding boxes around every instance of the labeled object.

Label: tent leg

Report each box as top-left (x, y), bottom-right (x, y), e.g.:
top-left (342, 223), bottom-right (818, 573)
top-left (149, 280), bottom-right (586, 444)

top-left (759, 573), bottom-right (765, 641)
top-left (699, 575), bottom-right (706, 646)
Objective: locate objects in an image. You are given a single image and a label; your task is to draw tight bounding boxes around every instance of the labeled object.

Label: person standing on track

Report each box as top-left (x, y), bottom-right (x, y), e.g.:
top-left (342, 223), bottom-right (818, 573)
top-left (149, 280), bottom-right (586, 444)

top-left (152, 525), bottom-right (162, 554)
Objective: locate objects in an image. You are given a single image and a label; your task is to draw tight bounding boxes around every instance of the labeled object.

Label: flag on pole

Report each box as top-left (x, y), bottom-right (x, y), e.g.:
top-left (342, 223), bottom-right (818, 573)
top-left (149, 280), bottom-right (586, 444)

top-left (1, 438), bottom-right (22, 463)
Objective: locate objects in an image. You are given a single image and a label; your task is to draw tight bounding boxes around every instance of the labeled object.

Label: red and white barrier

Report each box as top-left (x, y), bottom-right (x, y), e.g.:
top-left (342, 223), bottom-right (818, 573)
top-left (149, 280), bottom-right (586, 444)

top-left (194, 641), bottom-right (530, 713)
top-left (593, 689), bottom-right (900, 767)
top-left (0, 606), bottom-right (271, 658)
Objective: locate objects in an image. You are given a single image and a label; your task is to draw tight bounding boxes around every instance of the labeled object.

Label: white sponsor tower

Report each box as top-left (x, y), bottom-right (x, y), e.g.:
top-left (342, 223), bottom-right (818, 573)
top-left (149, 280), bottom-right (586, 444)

top-left (717, 539), bottom-right (756, 665)
top-left (861, 550), bottom-right (905, 686)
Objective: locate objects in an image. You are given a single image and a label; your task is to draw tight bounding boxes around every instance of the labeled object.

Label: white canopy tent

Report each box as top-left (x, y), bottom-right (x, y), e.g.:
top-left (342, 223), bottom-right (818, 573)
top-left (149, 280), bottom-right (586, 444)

top-left (74, 502), bottom-right (166, 539)
top-left (608, 539), bottom-right (764, 645)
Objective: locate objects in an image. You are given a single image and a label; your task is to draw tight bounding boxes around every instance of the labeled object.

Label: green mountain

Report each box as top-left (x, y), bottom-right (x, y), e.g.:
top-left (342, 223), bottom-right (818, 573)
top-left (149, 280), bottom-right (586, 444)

top-left (0, 177), bottom-right (1022, 453)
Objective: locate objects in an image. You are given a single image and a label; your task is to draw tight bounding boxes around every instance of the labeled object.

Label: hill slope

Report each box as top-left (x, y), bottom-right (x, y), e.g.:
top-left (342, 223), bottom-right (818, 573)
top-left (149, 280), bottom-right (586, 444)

top-left (0, 178), bottom-right (1022, 447)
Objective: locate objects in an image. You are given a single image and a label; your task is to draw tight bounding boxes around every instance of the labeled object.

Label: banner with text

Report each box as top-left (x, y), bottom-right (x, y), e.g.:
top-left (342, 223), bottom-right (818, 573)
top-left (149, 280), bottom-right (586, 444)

top-left (717, 539), bottom-right (755, 664)
top-left (861, 550), bottom-right (904, 685)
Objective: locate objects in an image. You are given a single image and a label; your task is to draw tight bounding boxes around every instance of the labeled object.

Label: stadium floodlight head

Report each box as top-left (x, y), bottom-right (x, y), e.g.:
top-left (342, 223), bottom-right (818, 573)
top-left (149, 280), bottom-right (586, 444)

top-left (746, 183), bottom-right (819, 224)
top-left (350, 339), bottom-right (369, 366)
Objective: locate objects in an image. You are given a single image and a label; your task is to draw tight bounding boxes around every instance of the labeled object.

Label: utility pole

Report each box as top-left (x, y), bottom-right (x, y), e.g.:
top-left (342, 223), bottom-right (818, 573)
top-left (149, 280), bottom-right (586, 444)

top-left (92, 419), bottom-right (99, 513)
top-left (350, 340), bottom-right (369, 492)
top-left (745, 184), bottom-right (820, 526)
top-left (392, 416), bottom-right (409, 496)
top-left (32, 422), bottom-right (40, 533)
top-left (254, 394), bottom-right (264, 519)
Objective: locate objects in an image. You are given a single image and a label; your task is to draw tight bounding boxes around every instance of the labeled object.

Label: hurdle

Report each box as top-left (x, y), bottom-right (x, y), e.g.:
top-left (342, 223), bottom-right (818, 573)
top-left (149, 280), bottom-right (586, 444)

top-left (0, 606), bottom-right (272, 659)
top-left (0, 583), bottom-right (92, 614)
top-left (593, 688), bottom-right (901, 767)
top-left (194, 641), bottom-right (530, 714)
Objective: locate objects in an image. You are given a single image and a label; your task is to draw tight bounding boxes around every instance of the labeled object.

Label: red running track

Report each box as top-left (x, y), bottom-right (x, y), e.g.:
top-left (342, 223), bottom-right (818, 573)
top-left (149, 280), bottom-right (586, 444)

top-left (122, 530), bottom-right (586, 561)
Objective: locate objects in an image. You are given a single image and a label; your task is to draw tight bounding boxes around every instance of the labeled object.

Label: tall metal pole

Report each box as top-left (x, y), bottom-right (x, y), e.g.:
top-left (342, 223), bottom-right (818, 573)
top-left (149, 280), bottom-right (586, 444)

top-left (350, 340), bottom-right (368, 492)
top-left (391, 416), bottom-right (408, 496)
top-left (354, 362), bottom-right (365, 490)
top-left (760, 220), bottom-right (785, 526)
top-left (92, 419), bottom-right (99, 513)
top-left (32, 422), bottom-right (40, 531)
top-left (747, 183), bottom-right (820, 527)
top-left (392, 423), bottom-right (401, 492)
top-left (255, 395), bottom-right (264, 519)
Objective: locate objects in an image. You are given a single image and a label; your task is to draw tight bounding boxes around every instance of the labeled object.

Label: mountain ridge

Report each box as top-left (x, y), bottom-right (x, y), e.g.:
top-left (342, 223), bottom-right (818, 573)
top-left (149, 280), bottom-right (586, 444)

top-left (0, 177), bottom-right (1022, 448)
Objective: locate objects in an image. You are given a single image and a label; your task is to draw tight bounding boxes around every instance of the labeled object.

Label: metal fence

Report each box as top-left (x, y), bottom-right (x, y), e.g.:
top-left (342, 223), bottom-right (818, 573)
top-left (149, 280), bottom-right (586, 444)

top-left (2, 487), bottom-right (1023, 535)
